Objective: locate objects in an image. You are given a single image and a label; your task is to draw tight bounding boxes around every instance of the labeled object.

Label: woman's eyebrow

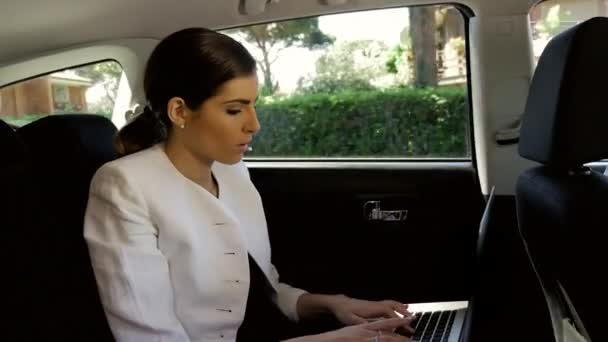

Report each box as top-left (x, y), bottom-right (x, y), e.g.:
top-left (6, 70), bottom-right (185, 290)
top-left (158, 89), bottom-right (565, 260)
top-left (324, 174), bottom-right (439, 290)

top-left (222, 99), bottom-right (251, 104)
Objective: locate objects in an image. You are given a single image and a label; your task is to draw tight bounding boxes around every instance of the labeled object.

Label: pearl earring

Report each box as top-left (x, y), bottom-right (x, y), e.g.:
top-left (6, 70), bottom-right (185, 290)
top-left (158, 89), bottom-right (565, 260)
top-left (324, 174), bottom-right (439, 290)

top-left (180, 124), bottom-right (185, 129)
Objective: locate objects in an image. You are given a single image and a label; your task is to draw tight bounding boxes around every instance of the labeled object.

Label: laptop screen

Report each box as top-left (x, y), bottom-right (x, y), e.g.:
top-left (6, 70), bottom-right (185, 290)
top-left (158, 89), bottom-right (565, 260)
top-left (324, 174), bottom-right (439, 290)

top-left (476, 186), bottom-right (496, 260)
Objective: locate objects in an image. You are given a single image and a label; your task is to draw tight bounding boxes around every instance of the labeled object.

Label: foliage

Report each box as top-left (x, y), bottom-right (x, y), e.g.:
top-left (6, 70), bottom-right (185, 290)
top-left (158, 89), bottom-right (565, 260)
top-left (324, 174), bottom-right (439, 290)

top-left (1, 113), bottom-right (49, 127)
top-left (384, 43), bottom-right (414, 86)
top-left (386, 44), bottom-right (406, 74)
top-left (252, 87), bottom-right (469, 158)
top-left (227, 17), bottom-right (334, 94)
top-left (296, 76), bottom-right (376, 95)
top-left (298, 40), bottom-right (402, 94)
top-left (236, 17), bottom-right (334, 49)
top-left (447, 37), bottom-right (466, 57)
top-left (74, 61), bottom-right (122, 115)
top-left (535, 5), bottom-right (572, 37)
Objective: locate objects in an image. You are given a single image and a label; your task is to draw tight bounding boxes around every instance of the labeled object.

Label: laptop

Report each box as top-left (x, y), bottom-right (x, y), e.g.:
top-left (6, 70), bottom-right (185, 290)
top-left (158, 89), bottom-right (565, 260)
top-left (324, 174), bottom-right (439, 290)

top-left (404, 187), bottom-right (496, 342)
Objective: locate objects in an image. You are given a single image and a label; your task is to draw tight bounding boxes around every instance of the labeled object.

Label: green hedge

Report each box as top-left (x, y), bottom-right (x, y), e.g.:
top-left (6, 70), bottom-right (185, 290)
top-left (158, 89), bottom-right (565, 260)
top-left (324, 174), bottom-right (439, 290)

top-left (2, 88), bottom-right (469, 159)
top-left (1, 114), bottom-right (49, 127)
top-left (252, 87), bottom-right (469, 158)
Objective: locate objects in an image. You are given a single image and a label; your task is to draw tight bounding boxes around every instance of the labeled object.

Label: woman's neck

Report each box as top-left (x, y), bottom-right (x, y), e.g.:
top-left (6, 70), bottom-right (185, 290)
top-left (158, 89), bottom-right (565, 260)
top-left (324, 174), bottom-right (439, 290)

top-left (163, 140), bottom-right (218, 197)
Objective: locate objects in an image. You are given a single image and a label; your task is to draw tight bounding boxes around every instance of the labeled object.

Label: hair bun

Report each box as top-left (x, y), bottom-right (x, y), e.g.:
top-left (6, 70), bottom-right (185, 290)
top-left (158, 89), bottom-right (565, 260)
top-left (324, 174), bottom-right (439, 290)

top-left (125, 104), bottom-right (144, 123)
top-left (125, 104), bottom-right (157, 124)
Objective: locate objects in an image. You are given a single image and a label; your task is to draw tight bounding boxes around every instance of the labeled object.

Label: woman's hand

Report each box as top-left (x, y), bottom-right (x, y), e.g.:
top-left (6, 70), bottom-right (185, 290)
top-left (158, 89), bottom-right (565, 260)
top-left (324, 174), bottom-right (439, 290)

top-left (326, 295), bottom-right (412, 325)
top-left (286, 317), bottom-right (415, 342)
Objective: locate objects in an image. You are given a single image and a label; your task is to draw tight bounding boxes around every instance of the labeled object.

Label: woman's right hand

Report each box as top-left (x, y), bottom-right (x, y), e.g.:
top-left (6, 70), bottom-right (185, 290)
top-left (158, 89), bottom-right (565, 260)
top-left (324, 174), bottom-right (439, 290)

top-left (287, 316), bottom-right (415, 342)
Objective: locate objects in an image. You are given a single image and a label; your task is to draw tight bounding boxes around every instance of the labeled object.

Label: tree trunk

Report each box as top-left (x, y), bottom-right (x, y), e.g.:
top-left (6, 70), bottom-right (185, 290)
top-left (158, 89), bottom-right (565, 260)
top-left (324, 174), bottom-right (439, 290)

top-left (245, 26), bottom-right (277, 95)
top-left (409, 7), bottom-right (438, 88)
top-left (259, 48), bottom-right (276, 94)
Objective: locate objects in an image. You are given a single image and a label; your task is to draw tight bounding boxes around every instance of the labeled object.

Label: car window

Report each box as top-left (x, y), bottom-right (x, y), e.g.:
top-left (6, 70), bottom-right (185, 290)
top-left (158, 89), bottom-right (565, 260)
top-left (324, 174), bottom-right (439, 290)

top-left (0, 60), bottom-right (122, 127)
top-left (223, 5), bottom-right (470, 159)
top-left (531, 0), bottom-right (608, 65)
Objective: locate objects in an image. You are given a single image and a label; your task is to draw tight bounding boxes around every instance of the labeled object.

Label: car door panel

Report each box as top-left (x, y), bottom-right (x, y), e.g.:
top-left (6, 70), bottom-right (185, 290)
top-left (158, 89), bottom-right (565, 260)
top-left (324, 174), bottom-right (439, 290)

top-left (249, 162), bottom-right (484, 304)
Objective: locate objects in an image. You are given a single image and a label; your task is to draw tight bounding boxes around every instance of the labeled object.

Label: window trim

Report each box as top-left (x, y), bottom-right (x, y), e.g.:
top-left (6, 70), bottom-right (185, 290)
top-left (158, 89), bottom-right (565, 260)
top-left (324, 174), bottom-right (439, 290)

top-left (0, 59), bottom-right (122, 91)
top-left (245, 160), bottom-right (473, 170)
top-left (244, 157), bottom-right (471, 163)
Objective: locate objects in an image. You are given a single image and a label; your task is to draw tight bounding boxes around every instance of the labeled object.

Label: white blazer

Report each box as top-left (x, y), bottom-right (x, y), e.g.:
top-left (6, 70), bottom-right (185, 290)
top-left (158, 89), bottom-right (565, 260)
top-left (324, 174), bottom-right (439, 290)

top-left (84, 144), bottom-right (307, 342)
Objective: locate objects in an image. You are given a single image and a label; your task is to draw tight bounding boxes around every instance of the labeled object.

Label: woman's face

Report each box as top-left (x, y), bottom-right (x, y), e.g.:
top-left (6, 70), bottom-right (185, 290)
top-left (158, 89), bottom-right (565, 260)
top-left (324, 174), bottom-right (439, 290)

top-left (179, 74), bottom-right (260, 165)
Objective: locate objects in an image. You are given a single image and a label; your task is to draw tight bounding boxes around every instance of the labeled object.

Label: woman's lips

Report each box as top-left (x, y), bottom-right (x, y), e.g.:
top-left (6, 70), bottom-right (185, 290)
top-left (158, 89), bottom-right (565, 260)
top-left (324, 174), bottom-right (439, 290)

top-left (238, 144), bottom-right (249, 152)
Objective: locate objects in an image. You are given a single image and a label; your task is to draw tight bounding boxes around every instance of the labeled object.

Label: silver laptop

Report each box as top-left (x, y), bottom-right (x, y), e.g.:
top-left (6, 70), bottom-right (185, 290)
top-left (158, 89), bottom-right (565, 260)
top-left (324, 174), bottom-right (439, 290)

top-left (407, 301), bottom-right (468, 342)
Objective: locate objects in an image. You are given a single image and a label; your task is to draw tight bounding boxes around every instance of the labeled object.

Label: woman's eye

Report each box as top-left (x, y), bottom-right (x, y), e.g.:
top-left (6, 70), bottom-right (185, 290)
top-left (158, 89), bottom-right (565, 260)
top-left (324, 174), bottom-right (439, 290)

top-left (226, 109), bottom-right (241, 115)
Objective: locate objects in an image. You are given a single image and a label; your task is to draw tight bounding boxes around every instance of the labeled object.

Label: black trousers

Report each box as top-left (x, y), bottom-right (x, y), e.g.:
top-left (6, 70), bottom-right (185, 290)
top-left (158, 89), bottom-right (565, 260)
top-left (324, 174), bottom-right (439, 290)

top-left (236, 255), bottom-right (306, 342)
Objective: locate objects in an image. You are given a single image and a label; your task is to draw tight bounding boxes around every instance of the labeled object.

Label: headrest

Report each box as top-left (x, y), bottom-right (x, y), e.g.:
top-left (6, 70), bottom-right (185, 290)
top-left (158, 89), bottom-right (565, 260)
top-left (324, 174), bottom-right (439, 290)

top-left (18, 115), bottom-right (118, 175)
top-left (519, 17), bottom-right (608, 168)
top-left (0, 120), bottom-right (25, 167)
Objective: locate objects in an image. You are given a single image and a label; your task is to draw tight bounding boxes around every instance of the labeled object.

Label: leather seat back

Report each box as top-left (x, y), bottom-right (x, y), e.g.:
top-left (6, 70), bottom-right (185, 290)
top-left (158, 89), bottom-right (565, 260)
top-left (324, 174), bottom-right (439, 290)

top-left (17, 114), bottom-right (118, 341)
top-left (516, 17), bottom-right (608, 342)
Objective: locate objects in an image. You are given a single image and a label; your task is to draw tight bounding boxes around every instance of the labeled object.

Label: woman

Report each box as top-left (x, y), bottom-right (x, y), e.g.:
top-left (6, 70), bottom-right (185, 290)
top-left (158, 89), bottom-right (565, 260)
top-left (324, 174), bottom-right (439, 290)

top-left (84, 27), bottom-right (414, 342)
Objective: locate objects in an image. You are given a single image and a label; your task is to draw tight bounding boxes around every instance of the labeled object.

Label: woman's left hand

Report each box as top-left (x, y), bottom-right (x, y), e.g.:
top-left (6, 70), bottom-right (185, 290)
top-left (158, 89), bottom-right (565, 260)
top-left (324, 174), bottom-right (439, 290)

top-left (326, 295), bottom-right (412, 326)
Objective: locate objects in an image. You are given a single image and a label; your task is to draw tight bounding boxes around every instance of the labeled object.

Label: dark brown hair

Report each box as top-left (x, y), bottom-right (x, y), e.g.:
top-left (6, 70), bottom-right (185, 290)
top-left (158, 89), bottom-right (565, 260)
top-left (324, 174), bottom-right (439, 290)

top-left (115, 28), bottom-right (257, 156)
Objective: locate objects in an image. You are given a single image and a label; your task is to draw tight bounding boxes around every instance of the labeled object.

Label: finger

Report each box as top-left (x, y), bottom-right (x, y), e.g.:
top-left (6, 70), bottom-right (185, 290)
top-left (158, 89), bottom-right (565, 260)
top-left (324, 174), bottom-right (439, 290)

top-left (366, 334), bottom-right (411, 342)
top-left (383, 332), bottom-right (411, 342)
top-left (384, 301), bottom-right (412, 317)
top-left (364, 336), bottom-right (410, 342)
top-left (381, 335), bottom-right (411, 342)
top-left (392, 316), bottom-right (416, 335)
top-left (383, 307), bottom-right (399, 318)
top-left (395, 323), bottom-right (416, 335)
top-left (398, 304), bottom-right (413, 317)
top-left (346, 313), bottom-right (369, 325)
top-left (364, 316), bottom-right (415, 331)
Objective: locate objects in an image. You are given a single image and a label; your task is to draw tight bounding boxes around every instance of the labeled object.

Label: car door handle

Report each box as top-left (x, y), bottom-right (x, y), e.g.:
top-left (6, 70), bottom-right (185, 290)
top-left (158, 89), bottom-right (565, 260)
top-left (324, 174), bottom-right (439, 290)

top-left (363, 200), bottom-right (408, 222)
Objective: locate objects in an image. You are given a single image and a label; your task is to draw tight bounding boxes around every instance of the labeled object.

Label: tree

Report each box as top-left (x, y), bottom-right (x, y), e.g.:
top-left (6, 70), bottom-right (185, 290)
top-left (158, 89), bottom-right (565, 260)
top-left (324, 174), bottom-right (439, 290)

top-left (228, 17), bottom-right (333, 95)
top-left (297, 40), bottom-right (391, 94)
top-left (409, 7), bottom-right (438, 88)
top-left (535, 5), bottom-right (571, 38)
top-left (74, 61), bottom-right (122, 115)
top-left (385, 35), bottom-right (414, 86)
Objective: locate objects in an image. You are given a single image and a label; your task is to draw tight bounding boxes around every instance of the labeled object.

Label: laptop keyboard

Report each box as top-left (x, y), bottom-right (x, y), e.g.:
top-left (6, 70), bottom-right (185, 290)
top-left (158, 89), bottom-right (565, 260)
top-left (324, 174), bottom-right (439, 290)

top-left (411, 310), bottom-right (457, 342)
